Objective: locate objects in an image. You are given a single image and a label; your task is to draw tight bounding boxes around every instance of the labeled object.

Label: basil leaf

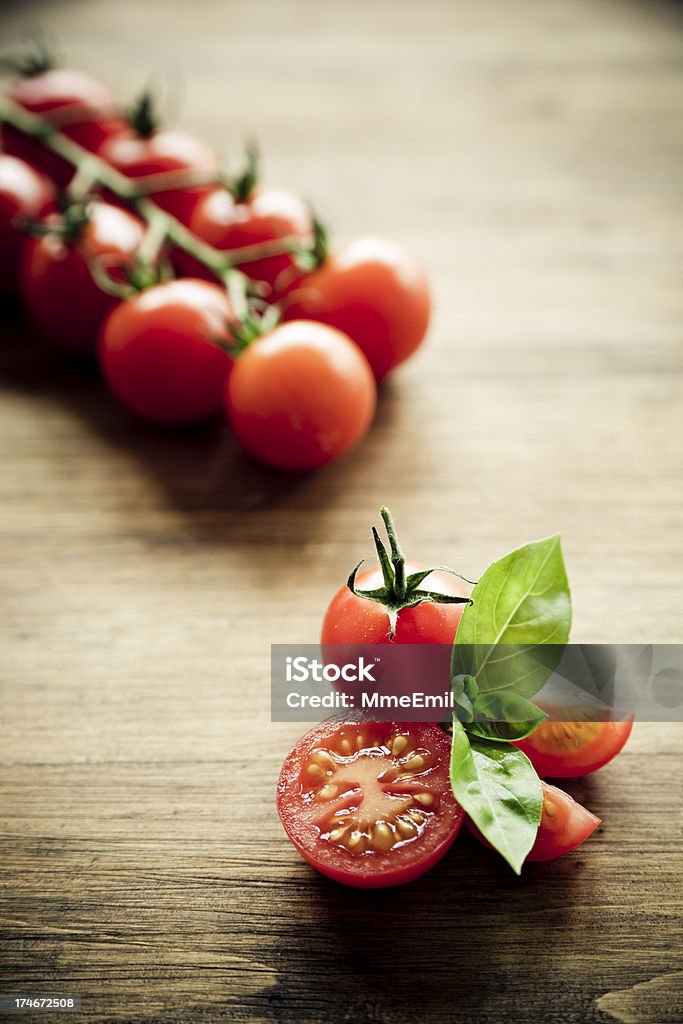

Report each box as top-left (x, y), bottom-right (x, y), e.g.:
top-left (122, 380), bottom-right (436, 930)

top-left (467, 689), bottom-right (548, 742)
top-left (452, 535), bottom-right (571, 698)
top-left (450, 719), bottom-right (542, 874)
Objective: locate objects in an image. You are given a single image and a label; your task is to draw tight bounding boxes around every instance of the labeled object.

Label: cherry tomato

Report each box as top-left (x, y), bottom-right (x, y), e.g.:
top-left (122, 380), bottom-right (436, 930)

top-left (98, 129), bottom-right (219, 222)
top-left (99, 279), bottom-right (235, 424)
top-left (0, 154), bottom-right (56, 294)
top-left (189, 185), bottom-right (312, 295)
top-left (277, 720), bottom-right (463, 888)
top-left (322, 564), bottom-right (469, 645)
top-left (282, 236), bottom-right (431, 380)
top-left (226, 320), bottom-right (376, 470)
top-left (2, 69), bottom-right (124, 185)
top-left (468, 781), bottom-right (601, 863)
top-left (514, 718), bottom-right (634, 779)
top-left (20, 201), bottom-right (144, 354)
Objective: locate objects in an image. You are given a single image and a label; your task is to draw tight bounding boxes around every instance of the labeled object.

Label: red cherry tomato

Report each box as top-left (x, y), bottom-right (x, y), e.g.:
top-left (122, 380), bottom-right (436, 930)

top-left (0, 154), bottom-right (56, 294)
top-left (322, 564), bottom-right (469, 645)
top-left (226, 320), bottom-right (376, 471)
top-left (99, 279), bottom-right (235, 424)
top-left (2, 69), bottom-right (124, 185)
top-left (20, 201), bottom-right (144, 354)
top-left (514, 719), bottom-right (634, 779)
top-left (98, 129), bottom-right (219, 222)
top-left (283, 236), bottom-right (431, 380)
top-left (189, 186), bottom-right (312, 295)
top-left (468, 781), bottom-right (601, 863)
top-left (277, 720), bottom-right (463, 888)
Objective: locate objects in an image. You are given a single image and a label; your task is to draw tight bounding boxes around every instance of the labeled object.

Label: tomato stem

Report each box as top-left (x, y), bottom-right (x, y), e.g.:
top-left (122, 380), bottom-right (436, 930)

top-left (0, 32), bottom-right (55, 78)
top-left (126, 90), bottom-right (160, 139)
top-left (294, 211), bottom-right (328, 272)
top-left (0, 98), bottom-right (308, 323)
top-left (225, 142), bottom-right (260, 204)
top-left (381, 506), bottom-right (406, 599)
top-left (66, 162), bottom-right (98, 200)
top-left (347, 507), bottom-right (477, 638)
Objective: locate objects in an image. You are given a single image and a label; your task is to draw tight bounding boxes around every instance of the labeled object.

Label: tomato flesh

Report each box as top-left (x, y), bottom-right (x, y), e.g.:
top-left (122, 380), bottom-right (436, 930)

top-left (514, 719), bottom-right (633, 778)
top-left (468, 780), bottom-right (601, 863)
top-left (277, 720), bottom-right (463, 887)
top-left (321, 563), bottom-right (469, 645)
top-left (527, 783), bottom-right (601, 861)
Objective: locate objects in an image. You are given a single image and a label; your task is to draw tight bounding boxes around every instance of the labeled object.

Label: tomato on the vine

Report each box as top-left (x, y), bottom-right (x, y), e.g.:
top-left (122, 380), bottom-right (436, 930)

top-left (2, 68), bottom-right (124, 185)
top-left (98, 118), bottom-right (219, 223)
top-left (225, 320), bottom-right (376, 470)
top-left (468, 781), bottom-right (601, 863)
top-left (514, 719), bottom-right (633, 779)
top-left (0, 154), bottom-right (56, 294)
top-left (321, 507), bottom-right (471, 644)
top-left (277, 719), bottom-right (463, 888)
top-left (189, 184), bottom-right (312, 295)
top-left (20, 200), bottom-right (144, 353)
top-left (283, 236), bottom-right (431, 380)
top-left (99, 278), bottom-right (235, 424)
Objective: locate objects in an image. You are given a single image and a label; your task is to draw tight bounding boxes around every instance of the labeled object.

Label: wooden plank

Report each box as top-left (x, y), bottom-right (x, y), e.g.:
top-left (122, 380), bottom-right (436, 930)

top-left (1, 0), bottom-right (682, 1021)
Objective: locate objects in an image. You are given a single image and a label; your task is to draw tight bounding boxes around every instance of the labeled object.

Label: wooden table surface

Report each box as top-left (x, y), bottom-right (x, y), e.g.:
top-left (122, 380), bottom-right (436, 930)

top-left (1, 1), bottom-right (682, 1022)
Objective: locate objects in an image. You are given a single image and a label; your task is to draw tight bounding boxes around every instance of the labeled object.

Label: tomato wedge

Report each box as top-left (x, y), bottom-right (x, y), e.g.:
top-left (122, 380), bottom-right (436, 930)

top-left (468, 780), bottom-right (601, 863)
top-left (527, 783), bottom-right (601, 861)
top-left (277, 721), bottom-right (463, 888)
top-left (514, 719), bottom-right (633, 778)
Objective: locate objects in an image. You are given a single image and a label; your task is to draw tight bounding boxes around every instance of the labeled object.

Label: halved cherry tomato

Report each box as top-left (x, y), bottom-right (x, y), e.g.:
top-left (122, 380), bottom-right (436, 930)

top-left (99, 278), bottom-right (235, 424)
top-left (468, 780), bottom-right (601, 863)
top-left (2, 68), bottom-right (124, 185)
top-left (0, 154), bottom-right (56, 294)
top-left (514, 718), bottom-right (633, 778)
top-left (282, 236), bottom-right (431, 380)
top-left (189, 185), bottom-right (312, 295)
top-left (20, 200), bottom-right (144, 353)
top-left (322, 564), bottom-right (468, 645)
top-left (277, 720), bottom-right (463, 888)
top-left (226, 320), bottom-right (376, 470)
top-left (98, 128), bottom-right (219, 222)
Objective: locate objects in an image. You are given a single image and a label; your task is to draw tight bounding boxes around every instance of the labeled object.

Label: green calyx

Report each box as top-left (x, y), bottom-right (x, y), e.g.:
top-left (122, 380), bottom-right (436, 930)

top-left (347, 507), bottom-right (475, 638)
top-left (225, 143), bottom-right (260, 204)
top-left (0, 34), bottom-right (55, 77)
top-left (20, 196), bottom-right (90, 244)
top-left (208, 300), bottom-right (281, 358)
top-left (123, 255), bottom-right (171, 293)
top-left (127, 91), bottom-right (160, 139)
top-left (294, 211), bottom-right (328, 272)
top-left (228, 303), bottom-right (281, 354)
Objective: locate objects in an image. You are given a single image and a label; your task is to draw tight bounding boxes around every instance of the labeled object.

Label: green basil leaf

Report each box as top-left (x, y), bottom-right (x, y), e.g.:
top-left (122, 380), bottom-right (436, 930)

top-left (467, 689), bottom-right (548, 742)
top-left (450, 719), bottom-right (542, 874)
top-left (466, 720), bottom-right (544, 743)
top-left (452, 535), bottom-right (571, 698)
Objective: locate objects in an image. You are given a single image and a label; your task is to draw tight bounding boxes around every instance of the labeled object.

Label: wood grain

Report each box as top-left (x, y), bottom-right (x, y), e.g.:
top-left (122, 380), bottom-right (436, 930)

top-left (1, 1), bottom-right (682, 1021)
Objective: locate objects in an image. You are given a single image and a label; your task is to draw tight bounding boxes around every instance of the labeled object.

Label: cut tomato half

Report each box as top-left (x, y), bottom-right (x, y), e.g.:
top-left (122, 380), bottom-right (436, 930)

top-left (514, 718), bottom-right (633, 778)
top-left (277, 720), bottom-right (463, 888)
